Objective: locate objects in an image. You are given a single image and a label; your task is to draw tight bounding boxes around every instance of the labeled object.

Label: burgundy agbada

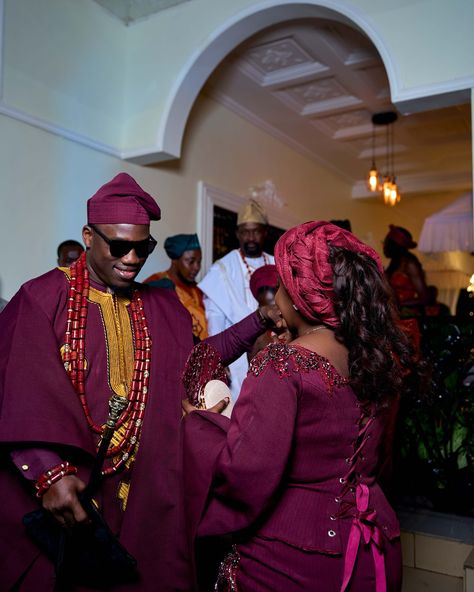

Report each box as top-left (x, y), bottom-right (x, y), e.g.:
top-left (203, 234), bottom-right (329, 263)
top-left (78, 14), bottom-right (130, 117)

top-left (0, 268), bottom-right (265, 591)
top-left (0, 173), bottom-right (266, 591)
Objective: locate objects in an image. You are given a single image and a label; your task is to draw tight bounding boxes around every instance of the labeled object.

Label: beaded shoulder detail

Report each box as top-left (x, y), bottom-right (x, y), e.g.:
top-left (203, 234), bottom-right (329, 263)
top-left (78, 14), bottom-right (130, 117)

top-left (182, 341), bottom-right (229, 406)
top-left (249, 342), bottom-right (349, 393)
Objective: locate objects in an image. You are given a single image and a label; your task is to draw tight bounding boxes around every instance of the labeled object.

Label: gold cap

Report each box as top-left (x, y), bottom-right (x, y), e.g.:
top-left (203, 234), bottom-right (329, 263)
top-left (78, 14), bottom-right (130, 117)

top-left (237, 199), bottom-right (269, 226)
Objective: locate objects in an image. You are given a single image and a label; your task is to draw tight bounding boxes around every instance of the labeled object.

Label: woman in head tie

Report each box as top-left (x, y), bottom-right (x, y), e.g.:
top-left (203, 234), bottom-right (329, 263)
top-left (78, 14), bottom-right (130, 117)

top-left (383, 224), bottom-right (429, 315)
top-left (182, 221), bottom-right (415, 592)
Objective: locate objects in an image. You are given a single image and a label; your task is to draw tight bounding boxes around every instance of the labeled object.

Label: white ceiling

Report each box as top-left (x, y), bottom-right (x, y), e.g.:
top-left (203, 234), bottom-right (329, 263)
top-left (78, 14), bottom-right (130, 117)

top-left (92, 0), bottom-right (191, 24)
top-left (90, 6), bottom-right (471, 201)
top-left (204, 19), bottom-right (472, 201)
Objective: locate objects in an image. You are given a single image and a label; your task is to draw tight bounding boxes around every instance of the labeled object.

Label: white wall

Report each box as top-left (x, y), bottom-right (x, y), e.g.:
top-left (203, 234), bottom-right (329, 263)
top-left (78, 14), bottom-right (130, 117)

top-left (3, 0), bottom-right (474, 159)
top-left (0, 93), bottom-right (353, 299)
top-left (0, 0), bottom-right (472, 301)
top-left (122, 0), bottom-right (474, 156)
top-left (2, 0), bottom-right (126, 148)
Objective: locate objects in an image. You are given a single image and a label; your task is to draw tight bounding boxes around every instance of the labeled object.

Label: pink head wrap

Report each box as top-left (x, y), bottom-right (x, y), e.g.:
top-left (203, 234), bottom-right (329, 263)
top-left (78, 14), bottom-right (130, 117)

top-left (87, 173), bottom-right (161, 224)
top-left (275, 221), bottom-right (383, 327)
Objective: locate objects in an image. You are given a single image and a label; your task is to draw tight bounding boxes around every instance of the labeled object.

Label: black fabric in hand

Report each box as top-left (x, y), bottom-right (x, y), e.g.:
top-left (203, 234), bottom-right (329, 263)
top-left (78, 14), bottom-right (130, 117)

top-left (23, 494), bottom-right (138, 587)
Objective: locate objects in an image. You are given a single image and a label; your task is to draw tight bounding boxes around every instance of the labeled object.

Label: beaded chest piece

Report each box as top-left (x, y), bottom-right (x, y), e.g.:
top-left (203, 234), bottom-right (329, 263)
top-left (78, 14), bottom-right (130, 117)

top-left (62, 252), bottom-right (152, 476)
top-left (250, 342), bottom-right (349, 393)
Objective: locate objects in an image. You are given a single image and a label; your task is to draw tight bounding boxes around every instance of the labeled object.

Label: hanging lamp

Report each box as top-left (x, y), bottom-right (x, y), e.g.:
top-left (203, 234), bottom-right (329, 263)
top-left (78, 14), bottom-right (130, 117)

top-left (367, 111), bottom-right (401, 206)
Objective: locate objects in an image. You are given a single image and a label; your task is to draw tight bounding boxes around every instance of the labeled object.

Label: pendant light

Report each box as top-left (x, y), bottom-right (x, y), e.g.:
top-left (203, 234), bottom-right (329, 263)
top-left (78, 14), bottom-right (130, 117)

top-left (367, 111), bottom-right (401, 206)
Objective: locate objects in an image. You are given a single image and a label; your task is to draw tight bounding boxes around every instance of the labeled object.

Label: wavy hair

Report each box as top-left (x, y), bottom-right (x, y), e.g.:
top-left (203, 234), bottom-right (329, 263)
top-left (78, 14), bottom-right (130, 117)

top-left (329, 245), bottom-right (414, 403)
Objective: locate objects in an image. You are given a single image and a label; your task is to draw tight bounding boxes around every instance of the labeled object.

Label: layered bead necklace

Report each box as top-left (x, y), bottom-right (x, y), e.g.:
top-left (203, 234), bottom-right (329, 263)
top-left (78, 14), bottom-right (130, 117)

top-left (239, 248), bottom-right (269, 278)
top-left (63, 252), bottom-right (151, 476)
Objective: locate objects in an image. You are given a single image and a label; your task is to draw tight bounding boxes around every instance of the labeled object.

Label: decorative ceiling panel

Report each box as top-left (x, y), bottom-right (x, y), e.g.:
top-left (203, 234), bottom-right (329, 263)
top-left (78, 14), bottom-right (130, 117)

top-left (275, 77), bottom-right (363, 117)
top-left (204, 19), bottom-right (471, 198)
top-left (245, 38), bottom-right (314, 74)
top-left (239, 39), bottom-right (329, 87)
top-left (317, 109), bottom-right (372, 134)
top-left (287, 78), bottom-right (349, 104)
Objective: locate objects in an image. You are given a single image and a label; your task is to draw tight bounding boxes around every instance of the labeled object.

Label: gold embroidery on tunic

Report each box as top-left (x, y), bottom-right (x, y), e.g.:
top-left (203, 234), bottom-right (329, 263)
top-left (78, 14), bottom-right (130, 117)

top-left (59, 268), bottom-right (137, 508)
top-left (117, 481), bottom-right (131, 512)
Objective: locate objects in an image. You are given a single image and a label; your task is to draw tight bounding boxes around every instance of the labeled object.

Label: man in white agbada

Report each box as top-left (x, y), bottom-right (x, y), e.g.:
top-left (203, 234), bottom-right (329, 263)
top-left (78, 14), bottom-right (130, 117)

top-left (199, 199), bottom-right (274, 399)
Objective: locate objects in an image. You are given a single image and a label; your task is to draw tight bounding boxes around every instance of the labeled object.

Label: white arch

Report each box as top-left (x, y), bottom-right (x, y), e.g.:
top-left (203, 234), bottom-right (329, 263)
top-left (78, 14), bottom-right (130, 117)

top-left (124, 0), bottom-right (402, 165)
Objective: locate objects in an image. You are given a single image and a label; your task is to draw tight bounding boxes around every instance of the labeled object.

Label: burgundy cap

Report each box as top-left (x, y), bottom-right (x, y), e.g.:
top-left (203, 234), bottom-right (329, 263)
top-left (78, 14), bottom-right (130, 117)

top-left (87, 173), bottom-right (161, 224)
top-left (249, 264), bottom-right (278, 299)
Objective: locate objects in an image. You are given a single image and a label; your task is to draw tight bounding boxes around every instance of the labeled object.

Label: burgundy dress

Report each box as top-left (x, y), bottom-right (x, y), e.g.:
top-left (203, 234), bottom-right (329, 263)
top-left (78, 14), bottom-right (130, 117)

top-left (183, 343), bottom-right (402, 592)
top-left (0, 267), bottom-right (265, 591)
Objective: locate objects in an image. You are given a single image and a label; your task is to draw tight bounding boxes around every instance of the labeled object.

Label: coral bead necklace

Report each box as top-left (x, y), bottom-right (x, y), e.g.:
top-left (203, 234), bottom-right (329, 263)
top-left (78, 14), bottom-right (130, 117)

top-left (239, 248), bottom-right (269, 277)
top-left (62, 252), bottom-right (151, 476)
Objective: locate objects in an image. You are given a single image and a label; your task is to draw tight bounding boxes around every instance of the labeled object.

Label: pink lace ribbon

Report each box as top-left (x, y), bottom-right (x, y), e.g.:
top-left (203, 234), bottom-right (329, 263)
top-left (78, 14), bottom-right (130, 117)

top-left (340, 483), bottom-right (386, 592)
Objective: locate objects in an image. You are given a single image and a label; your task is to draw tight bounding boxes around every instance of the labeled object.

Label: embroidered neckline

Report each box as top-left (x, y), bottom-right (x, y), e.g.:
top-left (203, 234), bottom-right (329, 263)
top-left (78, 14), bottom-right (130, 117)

top-left (249, 342), bottom-right (349, 393)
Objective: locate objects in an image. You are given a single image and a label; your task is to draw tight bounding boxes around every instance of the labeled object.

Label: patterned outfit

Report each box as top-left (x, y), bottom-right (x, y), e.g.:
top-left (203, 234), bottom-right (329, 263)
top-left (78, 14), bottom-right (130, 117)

top-left (0, 265), bottom-right (265, 591)
top-left (183, 343), bottom-right (402, 591)
top-left (145, 270), bottom-right (208, 339)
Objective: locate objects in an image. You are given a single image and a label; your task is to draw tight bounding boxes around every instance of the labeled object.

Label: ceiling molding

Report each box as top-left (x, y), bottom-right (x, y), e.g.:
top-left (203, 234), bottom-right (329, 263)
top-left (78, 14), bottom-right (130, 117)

top-left (393, 81), bottom-right (474, 114)
top-left (92, 0), bottom-right (192, 25)
top-left (0, 100), bottom-right (121, 158)
top-left (154, 1), bottom-right (403, 165)
top-left (238, 57), bottom-right (329, 89)
top-left (208, 88), bottom-right (354, 184)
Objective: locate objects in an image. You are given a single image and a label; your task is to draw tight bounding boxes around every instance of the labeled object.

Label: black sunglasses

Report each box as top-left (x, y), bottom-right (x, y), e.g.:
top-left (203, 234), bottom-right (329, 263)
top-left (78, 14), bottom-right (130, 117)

top-left (90, 225), bottom-right (157, 258)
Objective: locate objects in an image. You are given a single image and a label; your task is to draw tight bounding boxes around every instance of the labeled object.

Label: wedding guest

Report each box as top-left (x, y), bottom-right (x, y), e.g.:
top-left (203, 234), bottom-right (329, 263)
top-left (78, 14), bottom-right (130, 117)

top-left (199, 199), bottom-right (274, 398)
top-left (145, 234), bottom-right (208, 339)
top-left (247, 264), bottom-right (290, 361)
top-left (383, 225), bottom-right (429, 315)
top-left (57, 239), bottom-right (84, 267)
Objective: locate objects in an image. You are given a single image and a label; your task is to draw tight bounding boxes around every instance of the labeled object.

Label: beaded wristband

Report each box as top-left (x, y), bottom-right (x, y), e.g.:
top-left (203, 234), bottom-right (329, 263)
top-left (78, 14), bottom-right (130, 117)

top-left (35, 461), bottom-right (78, 498)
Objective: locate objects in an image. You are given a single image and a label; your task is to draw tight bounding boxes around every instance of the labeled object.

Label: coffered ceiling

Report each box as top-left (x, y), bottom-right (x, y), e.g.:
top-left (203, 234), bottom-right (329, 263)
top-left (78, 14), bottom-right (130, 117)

top-left (90, 5), bottom-right (471, 201)
top-left (204, 19), bottom-right (472, 201)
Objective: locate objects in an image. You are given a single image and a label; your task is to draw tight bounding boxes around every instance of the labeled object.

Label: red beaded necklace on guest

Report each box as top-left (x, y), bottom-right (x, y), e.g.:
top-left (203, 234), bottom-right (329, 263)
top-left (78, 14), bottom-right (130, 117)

top-left (239, 248), bottom-right (269, 277)
top-left (63, 252), bottom-right (151, 476)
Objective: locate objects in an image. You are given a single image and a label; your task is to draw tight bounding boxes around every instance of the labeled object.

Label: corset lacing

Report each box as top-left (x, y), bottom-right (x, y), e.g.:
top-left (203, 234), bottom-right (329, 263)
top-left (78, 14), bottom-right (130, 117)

top-left (334, 409), bottom-right (387, 592)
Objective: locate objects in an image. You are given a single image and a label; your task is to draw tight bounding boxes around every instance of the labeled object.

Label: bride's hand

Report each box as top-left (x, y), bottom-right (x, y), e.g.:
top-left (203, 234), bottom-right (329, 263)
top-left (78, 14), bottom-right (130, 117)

top-left (181, 397), bottom-right (230, 416)
top-left (182, 399), bottom-right (197, 416)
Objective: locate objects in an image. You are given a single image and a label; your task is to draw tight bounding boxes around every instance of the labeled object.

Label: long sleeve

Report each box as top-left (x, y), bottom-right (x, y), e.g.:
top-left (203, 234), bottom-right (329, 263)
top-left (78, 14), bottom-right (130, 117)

top-left (10, 448), bottom-right (63, 481)
top-left (0, 277), bottom-right (95, 455)
top-left (203, 294), bottom-right (229, 335)
top-left (204, 311), bottom-right (265, 367)
top-left (183, 362), bottom-right (299, 539)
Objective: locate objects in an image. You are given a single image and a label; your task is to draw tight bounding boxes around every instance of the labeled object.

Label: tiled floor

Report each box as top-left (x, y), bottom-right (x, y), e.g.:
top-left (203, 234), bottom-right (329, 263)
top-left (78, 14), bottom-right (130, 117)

top-left (401, 530), bottom-right (473, 592)
top-left (402, 567), bottom-right (463, 592)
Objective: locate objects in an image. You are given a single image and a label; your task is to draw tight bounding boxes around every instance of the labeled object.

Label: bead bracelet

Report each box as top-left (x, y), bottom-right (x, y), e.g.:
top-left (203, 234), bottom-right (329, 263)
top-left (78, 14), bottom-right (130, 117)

top-left (35, 461), bottom-right (78, 497)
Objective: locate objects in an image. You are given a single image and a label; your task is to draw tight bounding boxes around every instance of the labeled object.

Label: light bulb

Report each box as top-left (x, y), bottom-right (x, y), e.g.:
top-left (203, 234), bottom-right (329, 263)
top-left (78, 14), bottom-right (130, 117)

top-left (382, 178), bottom-right (392, 204)
top-left (389, 185), bottom-right (398, 206)
top-left (367, 167), bottom-right (378, 192)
